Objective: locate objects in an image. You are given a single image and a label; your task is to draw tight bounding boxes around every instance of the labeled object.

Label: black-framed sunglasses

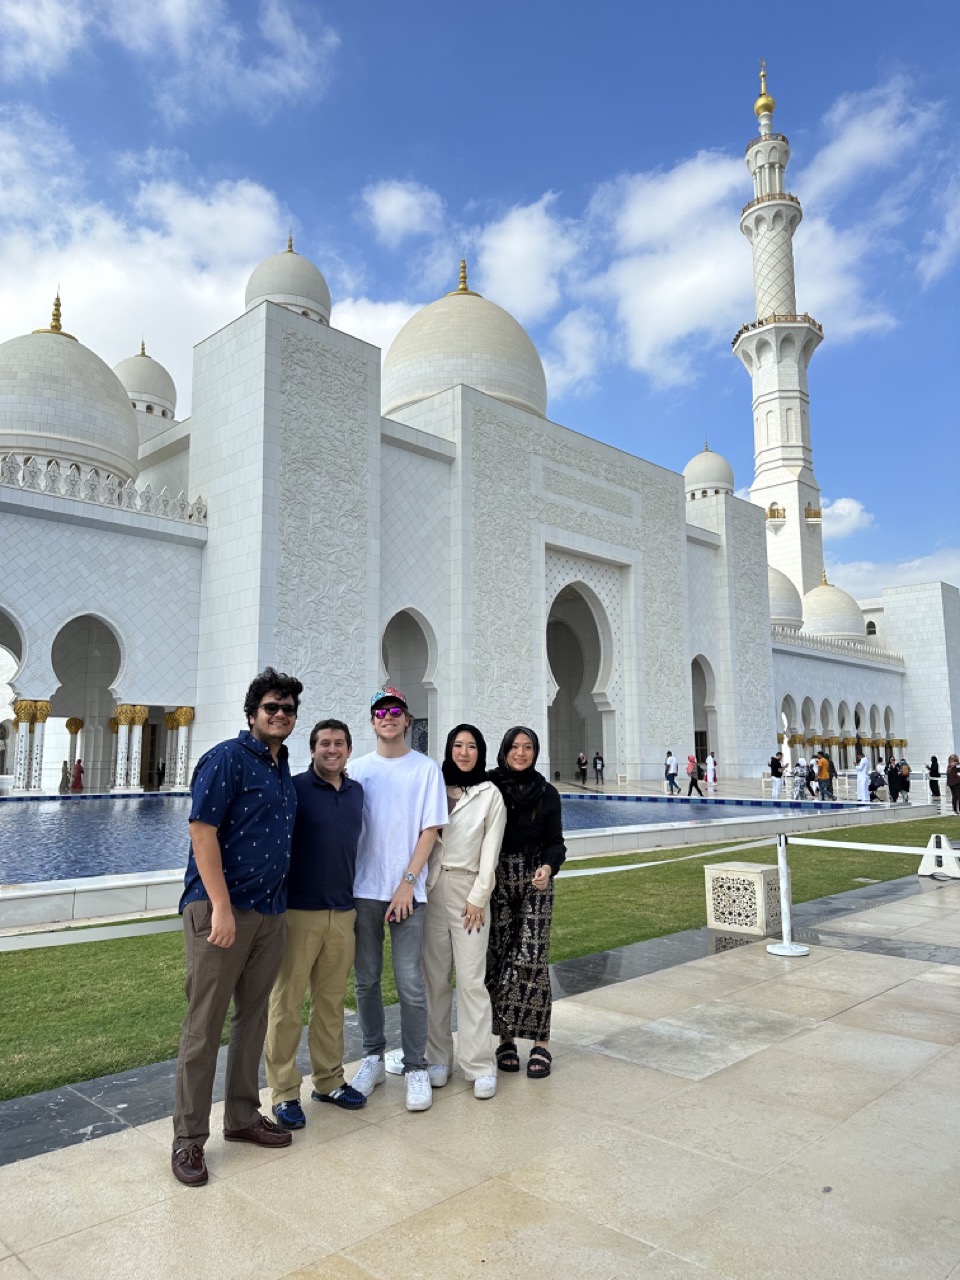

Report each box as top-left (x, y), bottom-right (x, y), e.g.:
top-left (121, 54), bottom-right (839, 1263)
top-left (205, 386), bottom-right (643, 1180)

top-left (259, 702), bottom-right (298, 716)
top-left (373, 706), bottom-right (406, 719)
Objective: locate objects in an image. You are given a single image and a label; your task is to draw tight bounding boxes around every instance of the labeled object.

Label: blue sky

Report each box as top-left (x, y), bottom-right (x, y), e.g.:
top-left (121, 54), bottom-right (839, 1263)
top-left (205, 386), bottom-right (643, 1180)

top-left (1, 0), bottom-right (958, 598)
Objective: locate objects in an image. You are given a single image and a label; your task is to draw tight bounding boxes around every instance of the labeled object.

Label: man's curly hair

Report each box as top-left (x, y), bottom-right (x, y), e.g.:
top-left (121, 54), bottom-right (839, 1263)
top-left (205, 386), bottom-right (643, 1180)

top-left (243, 668), bottom-right (304, 722)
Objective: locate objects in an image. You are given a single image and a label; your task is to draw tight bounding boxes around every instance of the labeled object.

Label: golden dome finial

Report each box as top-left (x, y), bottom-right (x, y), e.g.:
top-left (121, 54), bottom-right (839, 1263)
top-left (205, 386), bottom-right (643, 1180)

top-left (754, 58), bottom-right (775, 119)
top-left (704, 436), bottom-right (710, 452)
top-left (140, 338), bottom-right (146, 357)
top-left (822, 568), bottom-right (829, 586)
top-left (287, 233), bottom-right (294, 253)
top-left (33, 289), bottom-right (75, 340)
top-left (446, 257), bottom-right (480, 297)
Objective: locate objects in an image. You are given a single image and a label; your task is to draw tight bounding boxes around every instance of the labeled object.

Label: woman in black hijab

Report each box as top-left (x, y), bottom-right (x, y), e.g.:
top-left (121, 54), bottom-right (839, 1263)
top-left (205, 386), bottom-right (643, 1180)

top-left (485, 726), bottom-right (566, 1079)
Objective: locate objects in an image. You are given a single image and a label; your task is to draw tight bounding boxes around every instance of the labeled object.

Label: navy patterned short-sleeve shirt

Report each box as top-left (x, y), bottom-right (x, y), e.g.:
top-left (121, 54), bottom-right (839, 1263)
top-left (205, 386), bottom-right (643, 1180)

top-left (179, 731), bottom-right (297, 915)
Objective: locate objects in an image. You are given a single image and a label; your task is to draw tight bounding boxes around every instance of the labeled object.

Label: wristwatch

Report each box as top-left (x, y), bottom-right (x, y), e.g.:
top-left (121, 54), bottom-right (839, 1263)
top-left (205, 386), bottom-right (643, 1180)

top-left (402, 872), bottom-right (416, 885)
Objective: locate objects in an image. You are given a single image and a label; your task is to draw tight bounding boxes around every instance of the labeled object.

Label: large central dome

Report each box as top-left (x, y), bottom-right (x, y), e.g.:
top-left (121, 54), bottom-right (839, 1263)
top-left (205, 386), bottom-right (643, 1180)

top-left (381, 262), bottom-right (547, 419)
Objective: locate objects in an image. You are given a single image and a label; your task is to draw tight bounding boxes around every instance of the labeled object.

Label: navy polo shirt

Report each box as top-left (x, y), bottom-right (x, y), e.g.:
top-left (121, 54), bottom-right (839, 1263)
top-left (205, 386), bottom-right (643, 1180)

top-left (287, 768), bottom-right (364, 912)
top-left (180, 731), bottom-right (297, 915)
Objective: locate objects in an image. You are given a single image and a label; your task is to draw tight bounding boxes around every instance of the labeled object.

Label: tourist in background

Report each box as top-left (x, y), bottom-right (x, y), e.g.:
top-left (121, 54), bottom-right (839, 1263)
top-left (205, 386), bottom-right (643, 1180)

top-left (592, 750), bottom-right (604, 786)
top-left (70, 758), bottom-right (84, 792)
top-left (157, 758), bottom-right (166, 789)
top-left (856, 752), bottom-right (871, 803)
top-left (686, 754), bottom-right (703, 796)
top-left (928, 755), bottom-right (941, 800)
top-left (705, 751), bottom-right (717, 793)
top-left (885, 756), bottom-right (901, 805)
top-left (793, 753), bottom-right (808, 800)
top-left (897, 757), bottom-right (911, 803)
top-left (348, 687), bottom-right (447, 1113)
top-left (576, 751), bottom-right (588, 785)
top-left (171, 667), bottom-right (302, 1187)
top-left (265, 719), bottom-right (367, 1131)
top-left (665, 750), bottom-right (680, 794)
top-left (395, 724), bottom-right (506, 1101)
top-left (486, 726), bottom-right (566, 1081)
top-left (58, 760), bottom-right (71, 794)
top-left (946, 754), bottom-right (960, 814)
top-left (769, 751), bottom-right (784, 800)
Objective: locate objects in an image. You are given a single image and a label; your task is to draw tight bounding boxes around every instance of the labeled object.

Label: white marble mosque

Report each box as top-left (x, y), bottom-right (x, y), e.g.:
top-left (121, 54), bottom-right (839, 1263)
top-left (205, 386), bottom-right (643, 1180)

top-left (2, 71), bottom-right (959, 794)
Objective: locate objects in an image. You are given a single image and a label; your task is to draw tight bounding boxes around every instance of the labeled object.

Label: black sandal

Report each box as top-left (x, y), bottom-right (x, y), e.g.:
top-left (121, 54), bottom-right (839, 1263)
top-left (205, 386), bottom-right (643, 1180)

top-left (495, 1041), bottom-right (520, 1073)
top-left (526, 1046), bottom-right (552, 1078)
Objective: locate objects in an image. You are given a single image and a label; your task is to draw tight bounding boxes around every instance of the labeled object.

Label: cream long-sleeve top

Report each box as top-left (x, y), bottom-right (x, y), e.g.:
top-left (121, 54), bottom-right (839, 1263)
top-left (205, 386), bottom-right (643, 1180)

top-left (425, 780), bottom-right (507, 910)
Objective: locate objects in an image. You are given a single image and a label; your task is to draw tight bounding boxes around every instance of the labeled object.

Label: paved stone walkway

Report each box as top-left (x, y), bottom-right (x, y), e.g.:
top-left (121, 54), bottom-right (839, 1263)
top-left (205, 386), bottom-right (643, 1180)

top-left (1, 880), bottom-right (959, 1279)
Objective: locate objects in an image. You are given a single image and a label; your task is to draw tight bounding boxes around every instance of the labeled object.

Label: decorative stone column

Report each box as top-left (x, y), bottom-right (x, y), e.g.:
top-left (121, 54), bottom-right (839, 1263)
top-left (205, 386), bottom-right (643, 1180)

top-left (65, 718), bottom-right (83, 767)
top-left (113, 704), bottom-right (134, 789)
top-left (173, 706), bottom-right (194, 788)
top-left (127, 705), bottom-right (149, 792)
top-left (12, 700), bottom-right (35, 791)
top-left (162, 712), bottom-right (178, 788)
top-left (29, 700), bottom-right (52, 791)
top-left (108, 717), bottom-right (118, 784)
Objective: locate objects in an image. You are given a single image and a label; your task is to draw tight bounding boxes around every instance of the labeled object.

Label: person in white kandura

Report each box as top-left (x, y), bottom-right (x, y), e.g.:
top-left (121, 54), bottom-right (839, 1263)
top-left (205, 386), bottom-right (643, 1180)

top-left (856, 752), bottom-right (871, 804)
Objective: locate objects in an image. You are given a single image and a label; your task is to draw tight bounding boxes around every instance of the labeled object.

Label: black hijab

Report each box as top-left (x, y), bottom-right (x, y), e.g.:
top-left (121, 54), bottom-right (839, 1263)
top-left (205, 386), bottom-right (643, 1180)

top-left (489, 725), bottom-right (547, 810)
top-left (441, 723), bottom-right (488, 787)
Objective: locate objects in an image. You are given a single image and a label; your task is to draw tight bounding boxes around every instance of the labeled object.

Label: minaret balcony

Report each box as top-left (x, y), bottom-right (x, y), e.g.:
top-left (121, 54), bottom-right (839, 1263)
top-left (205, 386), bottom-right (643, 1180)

top-left (804, 504), bottom-right (822, 523)
top-left (745, 133), bottom-right (788, 153)
top-left (732, 313), bottom-right (823, 347)
top-left (741, 191), bottom-right (801, 216)
top-left (765, 504), bottom-right (786, 524)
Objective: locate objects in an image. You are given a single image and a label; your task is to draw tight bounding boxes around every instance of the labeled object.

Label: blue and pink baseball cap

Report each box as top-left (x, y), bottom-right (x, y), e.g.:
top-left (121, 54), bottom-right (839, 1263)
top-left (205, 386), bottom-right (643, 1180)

top-left (371, 685), bottom-right (408, 710)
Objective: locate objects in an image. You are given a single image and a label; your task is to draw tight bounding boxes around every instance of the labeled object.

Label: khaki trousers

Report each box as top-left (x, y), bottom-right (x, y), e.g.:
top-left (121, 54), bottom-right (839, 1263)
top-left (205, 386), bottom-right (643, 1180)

top-left (265, 907), bottom-right (356, 1103)
top-left (424, 868), bottom-right (495, 1080)
top-left (173, 902), bottom-right (286, 1149)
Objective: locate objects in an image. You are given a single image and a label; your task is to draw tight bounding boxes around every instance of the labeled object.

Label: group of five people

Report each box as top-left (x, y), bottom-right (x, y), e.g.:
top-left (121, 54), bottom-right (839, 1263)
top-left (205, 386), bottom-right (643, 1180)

top-left (171, 669), bottom-right (566, 1186)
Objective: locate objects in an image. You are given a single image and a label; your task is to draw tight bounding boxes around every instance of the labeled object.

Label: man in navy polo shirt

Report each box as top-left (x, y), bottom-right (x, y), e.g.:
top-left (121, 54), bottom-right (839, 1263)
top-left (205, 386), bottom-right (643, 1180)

top-left (171, 667), bottom-right (302, 1187)
top-left (265, 718), bottom-right (367, 1128)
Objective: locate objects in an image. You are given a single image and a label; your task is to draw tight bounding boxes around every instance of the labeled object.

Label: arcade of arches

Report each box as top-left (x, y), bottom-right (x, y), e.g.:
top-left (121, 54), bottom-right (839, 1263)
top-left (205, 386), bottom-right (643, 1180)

top-left (779, 694), bottom-right (904, 769)
top-left (0, 610), bottom-right (196, 793)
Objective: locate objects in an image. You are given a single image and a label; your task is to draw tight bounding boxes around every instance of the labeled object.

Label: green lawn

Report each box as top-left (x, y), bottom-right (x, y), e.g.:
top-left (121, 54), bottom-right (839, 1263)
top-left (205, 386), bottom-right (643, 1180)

top-left (0, 813), bottom-right (949, 1101)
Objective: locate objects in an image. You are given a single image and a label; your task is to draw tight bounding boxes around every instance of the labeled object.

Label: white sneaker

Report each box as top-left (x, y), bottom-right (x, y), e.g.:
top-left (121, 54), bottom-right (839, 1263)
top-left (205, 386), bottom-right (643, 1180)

top-left (473, 1075), bottom-right (497, 1100)
top-left (405, 1069), bottom-right (433, 1111)
top-left (384, 1049), bottom-right (404, 1076)
top-left (386, 1052), bottom-right (447, 1087)
top-left (349, 1055), bottom-right (386, 1097)
top-left (427, 1064), bottom-right (449, 1088)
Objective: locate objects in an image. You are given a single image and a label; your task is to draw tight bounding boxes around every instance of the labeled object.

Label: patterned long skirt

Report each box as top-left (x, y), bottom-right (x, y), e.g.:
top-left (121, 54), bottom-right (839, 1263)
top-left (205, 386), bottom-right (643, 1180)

top-left (485, 849), bottom-right (554, 1041)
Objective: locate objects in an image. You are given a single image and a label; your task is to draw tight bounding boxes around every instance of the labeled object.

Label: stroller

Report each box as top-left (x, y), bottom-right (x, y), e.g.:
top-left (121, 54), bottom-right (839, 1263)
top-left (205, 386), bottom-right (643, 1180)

top-left (868, 769), bottom-right (887, 802)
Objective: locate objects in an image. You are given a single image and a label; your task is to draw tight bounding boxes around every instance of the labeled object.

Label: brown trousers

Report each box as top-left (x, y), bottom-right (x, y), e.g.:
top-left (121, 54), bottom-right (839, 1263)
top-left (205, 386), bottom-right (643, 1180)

top-left (173, 901), bottom-right (287, 1149)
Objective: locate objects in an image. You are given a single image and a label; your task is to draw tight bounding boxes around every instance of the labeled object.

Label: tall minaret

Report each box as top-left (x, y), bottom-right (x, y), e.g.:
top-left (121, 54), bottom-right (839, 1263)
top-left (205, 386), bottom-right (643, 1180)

top-left (734, 62), bottom-right (825, 597)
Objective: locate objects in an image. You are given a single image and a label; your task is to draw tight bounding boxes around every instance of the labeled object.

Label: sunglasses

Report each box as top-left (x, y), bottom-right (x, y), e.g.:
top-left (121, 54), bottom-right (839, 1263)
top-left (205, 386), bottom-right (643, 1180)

top-left (259, 702), bottom-right (298, 716)
top-left (373, 706), bottom-right (406, 719)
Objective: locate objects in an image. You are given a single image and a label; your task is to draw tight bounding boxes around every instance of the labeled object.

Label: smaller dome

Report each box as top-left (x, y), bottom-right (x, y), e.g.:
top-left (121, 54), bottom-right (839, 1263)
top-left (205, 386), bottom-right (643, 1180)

top-left (245, 238), bottom-right (331, 323)
top-left (802, 571), bottom-right (866, 640)
top-left (683, 442), bottom-right (734, 495)
top-left (768, 566), bottom-right (802, 629)
top-left (114, 343), bottom-right (177, 416)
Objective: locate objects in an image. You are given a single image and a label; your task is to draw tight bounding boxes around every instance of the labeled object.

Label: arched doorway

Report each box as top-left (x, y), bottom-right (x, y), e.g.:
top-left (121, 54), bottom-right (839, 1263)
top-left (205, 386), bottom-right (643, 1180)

top-left (691, 655), bottom-right (718, 765)
top-left (381, 609), bottom-right (437, 756)
top-left (0, 607), bottom-right (23, 778)
top-left (49, 615), bottom-right (122, 791)
top-left (547, 585), bottom-right (610, 782)
top-left (781, 694), bottom-right (798, 765)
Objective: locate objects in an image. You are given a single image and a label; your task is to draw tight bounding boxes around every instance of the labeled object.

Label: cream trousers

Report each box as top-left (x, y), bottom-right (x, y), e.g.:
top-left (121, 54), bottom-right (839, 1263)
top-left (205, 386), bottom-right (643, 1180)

top-left (423, 868), bottom-right (495, 1080)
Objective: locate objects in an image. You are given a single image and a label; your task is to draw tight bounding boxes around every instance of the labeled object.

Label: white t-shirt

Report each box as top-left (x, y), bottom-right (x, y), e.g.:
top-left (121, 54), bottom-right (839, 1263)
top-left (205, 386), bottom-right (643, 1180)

top-left (349, 748), bottom-right (448, 902)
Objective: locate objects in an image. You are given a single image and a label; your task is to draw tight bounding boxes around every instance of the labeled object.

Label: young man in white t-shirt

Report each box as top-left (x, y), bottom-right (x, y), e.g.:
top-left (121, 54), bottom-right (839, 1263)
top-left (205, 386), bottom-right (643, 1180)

top-left (348, 687), bottom-right (448, 1112)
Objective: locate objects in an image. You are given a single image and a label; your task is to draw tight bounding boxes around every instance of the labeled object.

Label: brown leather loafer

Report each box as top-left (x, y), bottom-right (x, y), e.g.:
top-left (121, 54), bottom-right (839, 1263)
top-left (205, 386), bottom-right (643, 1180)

top-left (222, 1114), bottom-right (292, 1147)
top-left (172, 1144), bottom-right (208, 1186)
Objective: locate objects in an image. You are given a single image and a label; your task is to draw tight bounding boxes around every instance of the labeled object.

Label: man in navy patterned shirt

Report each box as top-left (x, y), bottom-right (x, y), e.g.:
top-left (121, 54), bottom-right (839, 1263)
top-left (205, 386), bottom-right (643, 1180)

top-left (171, 667), bottom-right (303, 1187)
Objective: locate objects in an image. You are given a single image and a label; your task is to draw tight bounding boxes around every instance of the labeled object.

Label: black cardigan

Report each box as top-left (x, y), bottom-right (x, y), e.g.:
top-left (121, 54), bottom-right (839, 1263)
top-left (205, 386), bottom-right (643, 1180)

top-left (499, 781), bottom-right (567, 876)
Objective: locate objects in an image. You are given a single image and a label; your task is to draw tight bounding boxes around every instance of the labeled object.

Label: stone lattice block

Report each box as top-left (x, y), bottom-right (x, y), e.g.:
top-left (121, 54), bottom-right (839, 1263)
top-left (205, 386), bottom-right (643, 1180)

top-left (705, 861), bottom-right (782, 937)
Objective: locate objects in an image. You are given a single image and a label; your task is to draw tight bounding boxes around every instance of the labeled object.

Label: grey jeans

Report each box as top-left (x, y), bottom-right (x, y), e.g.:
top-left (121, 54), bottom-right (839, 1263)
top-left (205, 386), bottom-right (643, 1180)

top-left (353, 897), bottom-right (428, 1072)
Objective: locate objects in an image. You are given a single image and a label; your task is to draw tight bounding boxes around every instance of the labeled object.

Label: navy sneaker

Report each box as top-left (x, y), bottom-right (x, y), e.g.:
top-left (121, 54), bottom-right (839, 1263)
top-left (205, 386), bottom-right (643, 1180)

top-left (312, 1083), bottom-right (367, 1110)
top-left (271, 1099), bottom-right (306, 1130)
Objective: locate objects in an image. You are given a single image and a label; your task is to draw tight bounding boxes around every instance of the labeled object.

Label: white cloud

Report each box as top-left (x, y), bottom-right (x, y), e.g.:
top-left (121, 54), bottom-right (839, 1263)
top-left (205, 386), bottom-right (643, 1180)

top-left (793, 216), bottom-right (895, 340)
top-left (331, 297), bottom-right (419, 359)
top-left (475, 194), bottom-right (579, 325)
top-left (0, 0), bottom-right (88, 79)
top-left (542, 308), bottom-right (605, 399)
top-left (821, 496), bottom-right (874, 540)
top-left (0, 0), bottom-right (339, 124)
top-left (918, 173), bottom-right (960, 286)
top-left (828, 548), bottom-right (960, 600)
top-left (361, 180), bottom-right (444, 248)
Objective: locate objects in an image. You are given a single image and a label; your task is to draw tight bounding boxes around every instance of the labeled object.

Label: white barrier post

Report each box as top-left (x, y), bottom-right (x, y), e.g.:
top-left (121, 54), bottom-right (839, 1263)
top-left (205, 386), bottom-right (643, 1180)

top-left (767, 834), bottom-right (810, 957)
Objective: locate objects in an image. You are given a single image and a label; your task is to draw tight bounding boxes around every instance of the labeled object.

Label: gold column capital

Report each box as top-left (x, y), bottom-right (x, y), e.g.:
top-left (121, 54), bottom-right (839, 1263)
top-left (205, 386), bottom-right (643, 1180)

top-left (65, 717), bottom-right (84, 735)
top-left (108, 717), bottom-right (119, 735)
top-left (115, 704), bottom-right (135, 726)
top-left (163, 711), bottom-right (178, 731)
top-left (174, 706), bottom-right (195, 728)
top-left (131, 705), bottom-right (150, 726)
top-left (13, 699), bottom-right (36, 723)
top-left (34, 700), bottom-right (52, 723)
